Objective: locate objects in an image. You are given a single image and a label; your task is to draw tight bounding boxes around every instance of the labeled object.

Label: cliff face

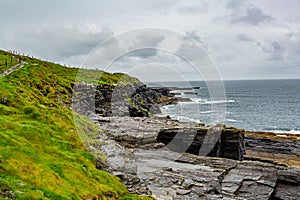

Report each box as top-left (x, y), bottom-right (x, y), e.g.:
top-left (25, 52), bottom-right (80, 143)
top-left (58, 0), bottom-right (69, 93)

top-left (245, 131), bottom-right (300, 168)
top-left (158, 126), bottom-right (245, 161)
top-left (73, 82), bottom-right (246, 161)
top-left (72, 83), bottom-right (175, 117)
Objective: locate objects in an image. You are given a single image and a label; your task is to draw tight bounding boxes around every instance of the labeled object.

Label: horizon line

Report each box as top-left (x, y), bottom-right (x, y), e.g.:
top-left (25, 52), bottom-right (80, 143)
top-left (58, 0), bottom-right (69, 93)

top-left (145, 77), bottom-right (300, 82)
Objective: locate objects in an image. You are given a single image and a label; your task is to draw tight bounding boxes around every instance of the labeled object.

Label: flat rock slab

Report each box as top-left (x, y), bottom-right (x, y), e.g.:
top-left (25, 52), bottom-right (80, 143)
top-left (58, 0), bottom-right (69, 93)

top-left (91, 116), bottom-right (300, 199)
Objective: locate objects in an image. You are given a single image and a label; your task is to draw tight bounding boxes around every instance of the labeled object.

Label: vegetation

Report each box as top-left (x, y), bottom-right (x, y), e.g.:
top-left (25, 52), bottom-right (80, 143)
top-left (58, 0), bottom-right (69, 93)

top-left (0, 51), bottom-right (148, 199)
top-left (0, 50), bottom-right (21, 73)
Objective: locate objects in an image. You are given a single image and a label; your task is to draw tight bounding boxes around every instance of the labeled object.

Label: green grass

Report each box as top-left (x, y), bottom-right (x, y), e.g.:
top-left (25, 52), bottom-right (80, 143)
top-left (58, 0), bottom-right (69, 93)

top-left (0, 52), bottom-right (149, 199)
top-left (0, 50), bottom-right (20, 73)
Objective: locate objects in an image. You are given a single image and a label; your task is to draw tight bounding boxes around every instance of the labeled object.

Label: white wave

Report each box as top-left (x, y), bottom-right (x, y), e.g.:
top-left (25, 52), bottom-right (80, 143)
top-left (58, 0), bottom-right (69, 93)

top-left (226, 118), bottom-right (237, 122)
top-left (190, 98), bottom-right (203, 102)
top-left (199, 100), bottom-right (235, 105)
top-left (200, 110), bottom-right (214, 114)
top-left (177, 98), bottom-right (205, 104)
top-left (173, 116), bottom-right (200, 123)
top-left (263, 129), bottom-right (300, 135)
top-left (177, 100), bottom-right (198, 105)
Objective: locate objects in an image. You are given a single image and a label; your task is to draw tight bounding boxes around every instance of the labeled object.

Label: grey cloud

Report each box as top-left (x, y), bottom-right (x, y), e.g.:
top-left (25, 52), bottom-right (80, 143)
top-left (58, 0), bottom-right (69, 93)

top-left (1, 0), bottom-right (300, 80)
top-left (226, 0), bottom-right (245, 11)
top-left (127, 49), bottom-right (157, 58)
top-left (177, 2), bottom-right (209, 15)
top-left (178, 6), bottom-right (204, 14)
top-left (236, 34), bottom-right (254, 42)
top-left (269, 41), bottom-right (285, 60)
top-left (224, 0), bottom-right (272, 26)
top-left (286, 30), bottom-right (298, 40)
top-left (255, 41), bottom-right (285, 60)
top-left (133, 31), bottom-right (165, 47)
top-left (127, 31), bottom-right (165, 58)
top-left (177, 41), bottom-right (201, 60)
top-left (10, 25), bottom-right (113, 61)
top-left (83, 36), bottom-right (124, 69)
top-left (83, 29), bottom-right (167, 70)
top-left (176, 39), bottom-right (212, 67)
top-left (231, 6), bottom-right (272, 25)
top-left (186, 30), bottom-right (210, 51)
top-left (271, 42), bottom-right (283, 51)
top-left (288, 41), bottom-right (300, 65)
top-left (186, 30), bottom-right (204, 43)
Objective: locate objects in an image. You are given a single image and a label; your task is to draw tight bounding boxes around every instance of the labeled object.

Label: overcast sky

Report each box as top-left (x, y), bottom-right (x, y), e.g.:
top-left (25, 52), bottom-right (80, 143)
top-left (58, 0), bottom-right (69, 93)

top-left (1, 0), bottom-right (300, 81)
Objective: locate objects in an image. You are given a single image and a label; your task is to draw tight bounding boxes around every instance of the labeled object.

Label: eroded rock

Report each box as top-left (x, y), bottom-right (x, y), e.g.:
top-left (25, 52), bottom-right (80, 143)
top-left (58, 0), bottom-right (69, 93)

top-left (90, 116), bottom-right (300, 199)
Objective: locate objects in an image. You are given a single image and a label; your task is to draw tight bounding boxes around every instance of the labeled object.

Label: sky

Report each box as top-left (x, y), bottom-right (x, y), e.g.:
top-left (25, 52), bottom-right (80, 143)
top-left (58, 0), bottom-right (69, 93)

top-left (1, 0), bottom-right (300, 81)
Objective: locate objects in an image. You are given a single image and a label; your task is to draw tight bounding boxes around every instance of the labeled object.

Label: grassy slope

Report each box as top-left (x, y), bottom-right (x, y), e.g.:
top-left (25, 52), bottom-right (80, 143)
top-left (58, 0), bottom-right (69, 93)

top-left (0, 54), bottom-right (146, 199)
top-left (0, 50), bottom-right (20, 73)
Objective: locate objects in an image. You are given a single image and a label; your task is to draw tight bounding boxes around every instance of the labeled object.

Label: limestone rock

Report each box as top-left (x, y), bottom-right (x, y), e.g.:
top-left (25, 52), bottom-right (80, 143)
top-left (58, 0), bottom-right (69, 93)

top-left (89, 116), bottom-right (300, 199)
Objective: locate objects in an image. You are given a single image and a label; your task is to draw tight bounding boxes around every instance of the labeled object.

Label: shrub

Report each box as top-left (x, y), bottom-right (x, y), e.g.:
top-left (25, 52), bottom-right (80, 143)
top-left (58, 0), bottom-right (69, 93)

top-left (23, 106), bottom-right (35, 115)
top-left (23, 106), bottom-right (41, 119)
top-left (0, 97), bottom-right (8, 105)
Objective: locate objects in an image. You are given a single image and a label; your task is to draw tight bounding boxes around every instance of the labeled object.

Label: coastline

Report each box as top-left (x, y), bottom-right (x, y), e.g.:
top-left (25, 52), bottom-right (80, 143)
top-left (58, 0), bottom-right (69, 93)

top-left (1, 50), bottom-right (298, 199)
top-left (89, 114), bottom-right (300, 199)
top-left (81, 83), bottom-right (300, 199)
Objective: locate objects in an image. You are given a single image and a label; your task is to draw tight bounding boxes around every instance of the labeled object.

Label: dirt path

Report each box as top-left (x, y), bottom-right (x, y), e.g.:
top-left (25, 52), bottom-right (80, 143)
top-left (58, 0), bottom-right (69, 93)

top-left (0, 61), bottom-right (27, 78)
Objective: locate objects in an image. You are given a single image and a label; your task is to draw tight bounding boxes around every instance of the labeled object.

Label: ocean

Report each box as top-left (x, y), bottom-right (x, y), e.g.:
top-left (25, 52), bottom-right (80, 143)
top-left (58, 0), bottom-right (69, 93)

top-left (147, 79), bottom-right (300, 134)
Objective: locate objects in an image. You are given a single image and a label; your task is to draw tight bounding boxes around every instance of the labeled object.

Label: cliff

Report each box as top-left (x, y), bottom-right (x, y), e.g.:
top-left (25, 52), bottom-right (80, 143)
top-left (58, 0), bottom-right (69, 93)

top-left (72, 77), bottom-right (299, 199)
top-left (70, 74), bottom-right (299, 199)
top-left (0, 50), bottom-right (148, 199)
top-left (245, 131), bottom-right (300, 168)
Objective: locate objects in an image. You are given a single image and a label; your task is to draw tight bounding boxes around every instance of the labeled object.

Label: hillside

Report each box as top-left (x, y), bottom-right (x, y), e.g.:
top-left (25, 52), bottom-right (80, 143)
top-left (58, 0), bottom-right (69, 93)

top-left (0, 50), bottom-right (147, 199)
top-left (0, 50), bottom-right (20, 73)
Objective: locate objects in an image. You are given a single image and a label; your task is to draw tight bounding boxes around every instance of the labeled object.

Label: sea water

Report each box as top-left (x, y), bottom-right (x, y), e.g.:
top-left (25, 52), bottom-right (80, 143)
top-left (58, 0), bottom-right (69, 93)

top-left (147, 79), bottom-right (300, 134)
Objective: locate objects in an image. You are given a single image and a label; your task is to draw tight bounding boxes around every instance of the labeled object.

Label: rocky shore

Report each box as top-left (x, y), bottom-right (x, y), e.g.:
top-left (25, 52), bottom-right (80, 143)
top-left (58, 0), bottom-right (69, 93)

top-left (73, 83), bottom-right (300, 199)
top-left (87, 115), bottom-right (299, 200)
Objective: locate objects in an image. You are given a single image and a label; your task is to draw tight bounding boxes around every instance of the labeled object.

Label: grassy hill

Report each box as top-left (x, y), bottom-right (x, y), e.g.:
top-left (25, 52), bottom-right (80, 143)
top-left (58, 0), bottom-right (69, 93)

top-left (0, 51), bottom-right (147, 199)
top-left (0, 50), bottom-right (20, 73)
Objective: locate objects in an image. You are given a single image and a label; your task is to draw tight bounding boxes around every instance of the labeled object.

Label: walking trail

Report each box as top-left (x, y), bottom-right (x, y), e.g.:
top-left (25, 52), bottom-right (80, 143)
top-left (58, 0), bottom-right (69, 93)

top-left (0, 61), bottom-right (27, 78)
